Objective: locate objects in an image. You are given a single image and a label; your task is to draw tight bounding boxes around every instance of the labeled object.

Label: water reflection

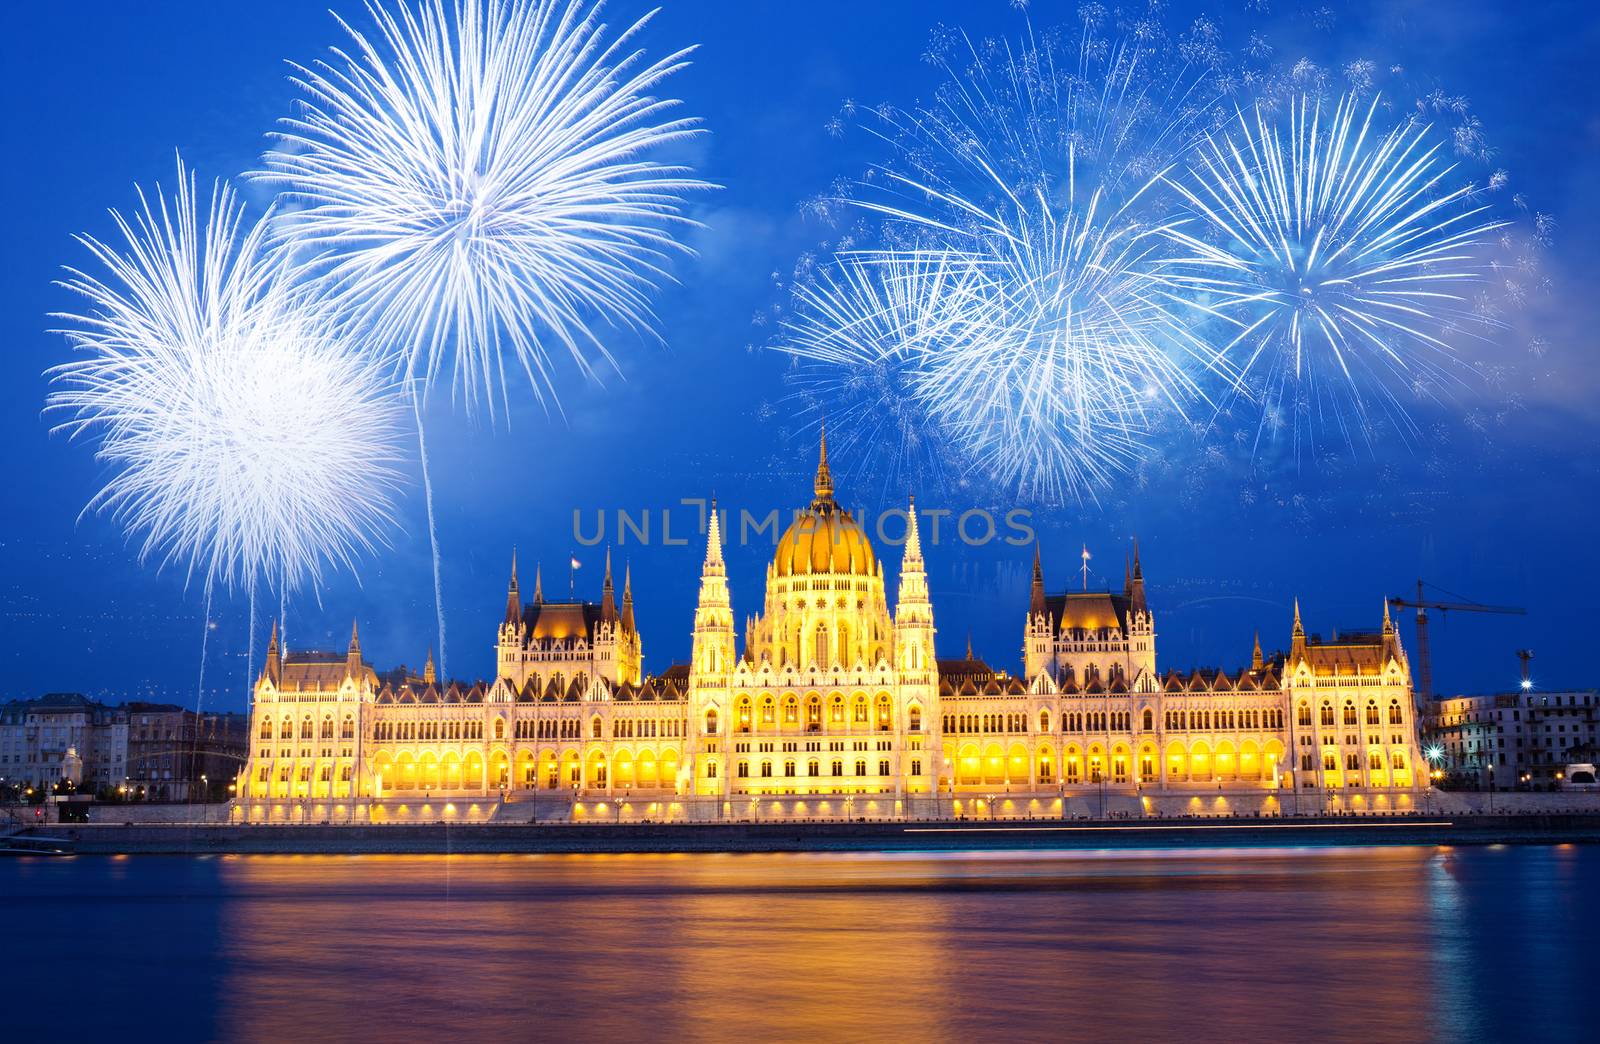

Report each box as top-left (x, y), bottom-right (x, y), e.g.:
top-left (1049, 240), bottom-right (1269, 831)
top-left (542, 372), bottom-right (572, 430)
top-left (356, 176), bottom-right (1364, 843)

top-left (4, 846), bottom-right (1596, 1040)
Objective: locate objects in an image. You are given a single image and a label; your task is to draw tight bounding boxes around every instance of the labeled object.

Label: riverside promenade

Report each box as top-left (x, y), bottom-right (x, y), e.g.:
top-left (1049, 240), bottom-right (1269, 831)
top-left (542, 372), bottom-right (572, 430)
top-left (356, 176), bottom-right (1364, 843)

top-left (27, 812), bottom-right (1600, 855)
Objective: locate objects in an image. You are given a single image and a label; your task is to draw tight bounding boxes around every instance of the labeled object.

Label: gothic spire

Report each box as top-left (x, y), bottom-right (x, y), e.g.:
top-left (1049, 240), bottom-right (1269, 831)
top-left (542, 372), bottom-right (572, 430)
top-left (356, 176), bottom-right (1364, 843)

top-left (346, 619), bottom-right (362, 677)
top-left (903, 493), bottom-right (922, 561)
top-left (533, 564), bottom-right (543, 604)
top-left (813, 422), bottom-right (834, 503)
top-left (601, 546), bottom-right (617, 621)
top-left (504, 549), bottom-right (520, 625)
top-left (1030, 543), bottom-right (1047, 618)
top-left (704, 498), bottom-right (725, 573)
top-left (621, 562), bottom-right (636, 632)
top-left (264, 619), bottom-right (281, 684)
top-left (423, 646), bottom-right (436, 686)
top-left (1252, 631), bottom-right (1264, 672)
top-left (1292, 598), bottom-right (1303, 635)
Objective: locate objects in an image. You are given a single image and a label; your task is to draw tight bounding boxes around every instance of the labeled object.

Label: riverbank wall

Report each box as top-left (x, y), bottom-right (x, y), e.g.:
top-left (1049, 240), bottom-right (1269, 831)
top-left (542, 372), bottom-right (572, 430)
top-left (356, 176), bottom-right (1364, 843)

top-left (29, 812), bottom-right (1600, 855)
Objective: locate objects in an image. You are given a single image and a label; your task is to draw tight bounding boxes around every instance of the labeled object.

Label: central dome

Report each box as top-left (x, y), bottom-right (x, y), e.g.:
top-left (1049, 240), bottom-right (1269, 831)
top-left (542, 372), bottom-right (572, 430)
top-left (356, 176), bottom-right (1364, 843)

top-left (773, 429), bottom-right (877, 578)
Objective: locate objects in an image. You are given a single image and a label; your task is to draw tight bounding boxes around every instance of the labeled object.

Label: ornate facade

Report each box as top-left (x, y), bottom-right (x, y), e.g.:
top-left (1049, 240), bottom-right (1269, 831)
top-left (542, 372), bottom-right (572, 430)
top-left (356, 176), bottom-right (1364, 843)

top-left (238, 436), bottom-right (1424, 821)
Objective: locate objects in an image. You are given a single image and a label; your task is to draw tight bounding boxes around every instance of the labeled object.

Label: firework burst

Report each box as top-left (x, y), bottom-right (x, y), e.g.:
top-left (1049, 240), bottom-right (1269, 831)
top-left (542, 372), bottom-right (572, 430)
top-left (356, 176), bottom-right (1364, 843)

top-left (780, 14), bottom-right (1238, 503)
top-left (1160, 93), bottom-right (1508, 452)
top-left (48, 161), bottom-right (407, 597)
top-left (259, 0), bottom-right (710, 416)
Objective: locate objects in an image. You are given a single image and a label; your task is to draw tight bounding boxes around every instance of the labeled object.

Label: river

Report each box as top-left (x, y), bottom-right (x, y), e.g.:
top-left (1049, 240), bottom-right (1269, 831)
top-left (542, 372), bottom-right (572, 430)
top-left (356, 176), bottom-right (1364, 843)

top-left (4, 844), bottom-right (1595, 1040)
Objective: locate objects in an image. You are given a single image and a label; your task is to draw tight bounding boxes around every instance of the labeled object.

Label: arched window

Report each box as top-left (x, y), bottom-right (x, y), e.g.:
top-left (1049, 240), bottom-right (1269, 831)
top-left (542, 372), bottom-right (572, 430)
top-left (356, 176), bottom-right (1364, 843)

top-left (815, 625), bottom-right (830, 668)
top-left (1365, 701), bottom-right (1380, 725)
top-left (1039, 710), bottom-right (1051, 733)
top-left (876, 694), bottom-right (892, 731)
top-left (495, 718), bottom-right (506, 740)
top-left (807, 759), bottom-right (819, 777)
top-left (783, 696), bottom-right (798, 724)
top-left (761, 696), bottom-right (776, 725)
top-left (259, 718), bottom-right (273, 740)
top-left (830, 695), bottom-right (845, 724)
top-left (1298, 703), bottom-right (1312, 727)
top-left (1320, 703), bottom-right (1335, 727)
top-left (806, 696), bottom-right (822, 731)
top-left (320, 716), bottom-right (334, 739)
top-left (706, 761), bottom-right (717, 778)
top-left (853, 696), bottom-right (868, 723)
top-left (705, 709), bottom-right (719, 734)
top-left (1343, 701), bottom-right (1358, 726)
top-left (341, 715), bottom-right (355, 739)
top-left (909, 706), bottom-right (922, 732)
top-left (736, 697), bottom-right (752, 733)
top-left (1141, 708), bottom-right (1154, 731)
top-left (1388, 701), bottom-right (1403, 725)
top-left (300, 716), bottom-right (314, 739)
top-left (589, 717), bottom-right (600, 739)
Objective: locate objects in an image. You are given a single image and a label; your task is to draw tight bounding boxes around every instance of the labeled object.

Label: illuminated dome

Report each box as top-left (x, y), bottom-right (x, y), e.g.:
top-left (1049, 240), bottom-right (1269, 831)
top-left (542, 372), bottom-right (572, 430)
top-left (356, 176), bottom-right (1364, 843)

top-left (773, 430), bottom-right (878, 578)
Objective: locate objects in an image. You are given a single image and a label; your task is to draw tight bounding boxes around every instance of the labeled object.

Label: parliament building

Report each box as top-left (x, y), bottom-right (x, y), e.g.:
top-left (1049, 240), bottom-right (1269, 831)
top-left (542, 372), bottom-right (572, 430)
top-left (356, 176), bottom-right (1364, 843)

top-left (238, 436), bottom-right (1424, 822)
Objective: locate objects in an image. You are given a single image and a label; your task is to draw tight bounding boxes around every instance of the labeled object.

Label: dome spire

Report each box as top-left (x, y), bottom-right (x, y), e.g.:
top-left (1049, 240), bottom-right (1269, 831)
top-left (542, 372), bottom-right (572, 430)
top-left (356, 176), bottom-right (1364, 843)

top-left (813, 421), bottom-right (834, 503)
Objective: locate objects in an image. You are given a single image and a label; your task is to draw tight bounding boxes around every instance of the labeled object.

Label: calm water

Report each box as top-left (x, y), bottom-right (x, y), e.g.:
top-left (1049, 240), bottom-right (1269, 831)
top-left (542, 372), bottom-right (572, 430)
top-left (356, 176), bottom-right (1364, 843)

top-left (4, 844), bottom-right (1595, 1041)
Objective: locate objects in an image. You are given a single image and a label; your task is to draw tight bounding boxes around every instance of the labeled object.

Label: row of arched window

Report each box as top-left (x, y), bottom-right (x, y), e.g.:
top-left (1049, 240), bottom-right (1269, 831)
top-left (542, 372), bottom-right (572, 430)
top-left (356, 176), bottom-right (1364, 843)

top-left (1297, 699), bottom-right (1406, 728)
top-left (261, 714), bottom-right (355, 741)
top-left (373, 720), bottom-right (486, 742)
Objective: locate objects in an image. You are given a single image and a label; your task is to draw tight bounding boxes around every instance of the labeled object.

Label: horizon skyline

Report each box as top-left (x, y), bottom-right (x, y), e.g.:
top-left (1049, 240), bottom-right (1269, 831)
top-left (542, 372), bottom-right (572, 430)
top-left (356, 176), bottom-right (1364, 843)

top-left (5, 0), bottom-right (1596, 707)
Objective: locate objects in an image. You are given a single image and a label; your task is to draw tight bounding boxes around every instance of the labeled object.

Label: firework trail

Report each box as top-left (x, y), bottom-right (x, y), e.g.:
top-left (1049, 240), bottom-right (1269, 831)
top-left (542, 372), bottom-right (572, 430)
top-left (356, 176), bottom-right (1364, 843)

top-left (779, 14), bottom-right (1240, 504)
top-left (1159, 93), bottom-right (1508, 455)
top-left (260, 0), bottom-right (709, 670)
top-left (48, 160), bottom-right (407, 706)
top-left (780, 253), bottom-right (969, 499)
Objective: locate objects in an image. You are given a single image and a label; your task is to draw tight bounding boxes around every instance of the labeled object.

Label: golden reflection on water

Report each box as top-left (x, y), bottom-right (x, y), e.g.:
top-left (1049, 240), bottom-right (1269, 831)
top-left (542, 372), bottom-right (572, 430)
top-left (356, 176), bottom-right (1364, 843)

top-left (215, 847), bottom-right (1447, 1041)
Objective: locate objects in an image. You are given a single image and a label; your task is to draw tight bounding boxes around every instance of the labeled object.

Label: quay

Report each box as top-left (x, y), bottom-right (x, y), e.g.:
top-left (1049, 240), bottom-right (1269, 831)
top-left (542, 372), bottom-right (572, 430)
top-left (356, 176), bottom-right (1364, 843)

top-left (22, 812), bottom-right (1600, 856)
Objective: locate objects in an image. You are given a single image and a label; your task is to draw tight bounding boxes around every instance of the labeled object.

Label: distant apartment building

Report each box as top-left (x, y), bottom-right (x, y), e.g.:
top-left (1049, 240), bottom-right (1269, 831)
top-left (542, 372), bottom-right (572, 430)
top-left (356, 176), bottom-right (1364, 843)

top-left (0, 693), bottom-right (128, 791)
top-left (125, 703), bottom-right (250, 800)
top-left (1427, 689), bottom-right (1600, 788)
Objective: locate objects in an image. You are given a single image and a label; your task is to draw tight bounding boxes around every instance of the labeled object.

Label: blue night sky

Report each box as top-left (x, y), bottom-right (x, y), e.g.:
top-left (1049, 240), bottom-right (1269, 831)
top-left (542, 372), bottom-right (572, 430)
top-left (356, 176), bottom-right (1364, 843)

top-left (2, 0), bottom-right (1597, 710)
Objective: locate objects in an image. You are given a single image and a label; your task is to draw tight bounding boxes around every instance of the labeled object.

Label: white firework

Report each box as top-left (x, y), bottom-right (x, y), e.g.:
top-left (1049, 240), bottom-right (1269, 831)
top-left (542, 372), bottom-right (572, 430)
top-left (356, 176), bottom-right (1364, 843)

top-left (1160, 93), bottom-right (1508, 452)
top-left (784, 16), bottom-right (1239, 503)
top-left (48, 161), bottom-right (407, 597)
top-left (779, 253), bottom-right (969, 497)
top-left (259, 0), bottom-right (710, 416)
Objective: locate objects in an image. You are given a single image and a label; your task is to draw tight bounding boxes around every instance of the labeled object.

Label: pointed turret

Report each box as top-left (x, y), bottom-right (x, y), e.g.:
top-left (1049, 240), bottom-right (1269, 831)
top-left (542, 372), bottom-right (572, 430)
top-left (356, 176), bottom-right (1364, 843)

top-left (966, 633), bottom-right (974, 661)
top-left (1030, 543), bottom-right (1047, 618)
top-left (504, 550), bottom-right (520, 626)
top-left (704, 499), bottom-right (726, 575)
top-left (264, 619), bottom-right (281, 685)
top-left (692, 497), bottom-right (734, 677)
top-left (1252, 631), bottom-right (1264, 672)
top-left (533, 564), bottom-right (543, 605)
top-left (423, 646), bottom-right (436, 686)
top-left (903, 492), bottom-right (923, 562)
top-left (1382, 598), bottom-right (1394, 635)
top-left (812, 422), bottom-right (834, 505)
top-left (621, 563), bottom-right (636, 633)
top-left (1290, 597), bottom-right (1306, 663)
top-left (893, 493), bottom-right (934, 672)
top-left (601, 547), bottom-right (617, 622)
top-left (346, 619), bottom-right (363, 678)
top-left (1127, 537), bottom-right (1147, 613)
top-left (1292, 598), bottom-right (1303, 636)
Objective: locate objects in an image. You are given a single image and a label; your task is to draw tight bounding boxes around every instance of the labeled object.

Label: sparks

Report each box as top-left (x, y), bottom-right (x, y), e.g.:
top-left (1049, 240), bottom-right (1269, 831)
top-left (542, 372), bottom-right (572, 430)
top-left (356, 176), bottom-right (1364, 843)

top-left (258, 0), bottom-right (711, 417)
top-left (47, 160), bottom-right (407, 597)
top-left (780, 15), bottom-right (1237, 503)
top-left (1160, 93), bottom-right (1508, 454)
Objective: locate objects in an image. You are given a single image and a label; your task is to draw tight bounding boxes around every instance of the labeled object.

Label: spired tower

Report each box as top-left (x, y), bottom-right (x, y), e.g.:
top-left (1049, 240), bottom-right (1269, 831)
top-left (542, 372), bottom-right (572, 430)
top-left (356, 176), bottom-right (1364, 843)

top-left (685, 430), bottom-right (938, 805)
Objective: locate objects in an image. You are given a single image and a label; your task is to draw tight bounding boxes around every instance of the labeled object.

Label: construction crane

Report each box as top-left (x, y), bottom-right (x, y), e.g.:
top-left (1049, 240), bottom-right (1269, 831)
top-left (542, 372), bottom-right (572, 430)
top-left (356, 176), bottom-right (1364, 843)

top-left (1388, 580), bottom-right (1526, 704)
